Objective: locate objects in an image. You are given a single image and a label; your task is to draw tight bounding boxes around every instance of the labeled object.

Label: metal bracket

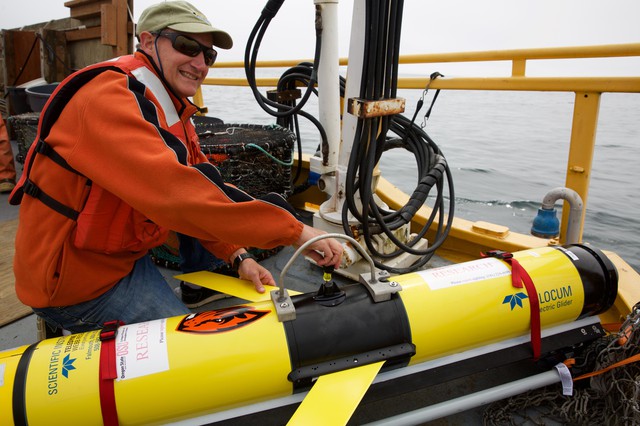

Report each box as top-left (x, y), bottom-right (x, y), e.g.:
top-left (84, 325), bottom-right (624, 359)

top-left (359, 269), bottom-right (402, 302)
top-left (267, 88), bottom-right (302, 102)
top-left (347, 97), bottom-right (406, 118)
top-left (271, 288), bottom-right (296, 322)
top-left (288, 342), bottom-right (416, 383)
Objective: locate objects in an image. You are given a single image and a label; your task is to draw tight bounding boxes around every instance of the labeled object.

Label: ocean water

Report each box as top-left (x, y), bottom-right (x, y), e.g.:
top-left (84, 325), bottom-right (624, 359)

top-left (202, 83), bottom-right (640, 272)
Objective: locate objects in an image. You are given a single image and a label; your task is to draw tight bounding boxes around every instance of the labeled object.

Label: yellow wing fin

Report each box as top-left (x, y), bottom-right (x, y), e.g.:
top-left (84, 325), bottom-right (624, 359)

top-left (287, 361), bottom-right (384, 426)
top-left (175, 271), bottom-right (301, 302)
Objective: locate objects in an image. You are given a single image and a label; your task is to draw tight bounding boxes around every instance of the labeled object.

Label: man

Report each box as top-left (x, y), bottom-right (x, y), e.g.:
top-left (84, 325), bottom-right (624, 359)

top-left (10, 1), bottom-right (343, 333)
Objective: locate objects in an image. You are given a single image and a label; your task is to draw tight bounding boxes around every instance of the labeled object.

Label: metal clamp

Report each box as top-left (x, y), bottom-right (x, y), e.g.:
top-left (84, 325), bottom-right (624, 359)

top-left (270, 289), bottom-right (296, 322)
top-left (359, 269), bottom-right (402, 303)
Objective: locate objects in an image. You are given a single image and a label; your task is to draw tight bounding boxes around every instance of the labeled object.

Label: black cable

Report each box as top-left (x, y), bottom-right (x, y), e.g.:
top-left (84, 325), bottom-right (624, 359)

top-left (245, 0), bottom-right (454, 273)
top-left (269, 62), bottom-right (335, 186)
top-left (246, 1), bottom-right (331, 190)
top-left (340, 0), bottom-right (455, 274)
top-left (245, 2), bottom-right (320, 119)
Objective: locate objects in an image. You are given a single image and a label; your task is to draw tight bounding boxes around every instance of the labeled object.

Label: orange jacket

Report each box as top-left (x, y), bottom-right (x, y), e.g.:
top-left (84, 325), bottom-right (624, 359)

top-left (11, 52), bottom-right (303, 308)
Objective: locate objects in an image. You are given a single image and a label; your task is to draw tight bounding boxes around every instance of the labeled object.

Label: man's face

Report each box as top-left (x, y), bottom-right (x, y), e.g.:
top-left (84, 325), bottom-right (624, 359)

top-left (140, 30), bottom-right (215, 98)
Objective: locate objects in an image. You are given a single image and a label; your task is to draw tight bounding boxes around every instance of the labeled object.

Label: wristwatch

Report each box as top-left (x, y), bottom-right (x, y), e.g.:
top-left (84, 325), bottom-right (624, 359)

top-left (233, 252), bottom-right (256, 271)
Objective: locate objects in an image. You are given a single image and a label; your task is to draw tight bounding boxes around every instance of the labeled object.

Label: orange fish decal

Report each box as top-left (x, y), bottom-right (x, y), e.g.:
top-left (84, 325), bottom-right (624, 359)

top-left (176, 306), bottom-right (270, 333)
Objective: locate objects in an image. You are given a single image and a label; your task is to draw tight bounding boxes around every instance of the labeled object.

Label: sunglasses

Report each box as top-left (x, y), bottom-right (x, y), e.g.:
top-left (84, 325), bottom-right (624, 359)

top-left (157, 31), bottom-right (218, 66)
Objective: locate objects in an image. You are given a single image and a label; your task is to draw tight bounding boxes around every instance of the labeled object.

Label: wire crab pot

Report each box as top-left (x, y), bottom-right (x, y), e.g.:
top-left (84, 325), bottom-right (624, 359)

top-left (195, 120), bottom-right (295, 198)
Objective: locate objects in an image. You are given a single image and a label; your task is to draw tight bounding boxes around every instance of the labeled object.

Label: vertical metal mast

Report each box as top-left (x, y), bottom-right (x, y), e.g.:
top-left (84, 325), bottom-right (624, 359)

top-left (314, 0), bottom-right (366, 230)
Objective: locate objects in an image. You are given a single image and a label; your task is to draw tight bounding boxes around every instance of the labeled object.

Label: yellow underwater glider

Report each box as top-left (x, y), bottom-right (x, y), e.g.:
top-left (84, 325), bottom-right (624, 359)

top-left (0, 243), bottom-right (618, 425)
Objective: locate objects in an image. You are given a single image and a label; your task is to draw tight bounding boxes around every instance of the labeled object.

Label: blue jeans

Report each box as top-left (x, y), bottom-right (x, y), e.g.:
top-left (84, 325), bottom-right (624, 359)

top-left (34, 236), bottom-right (221, 333)
top-left (33, 255), bottom-right (189, 333)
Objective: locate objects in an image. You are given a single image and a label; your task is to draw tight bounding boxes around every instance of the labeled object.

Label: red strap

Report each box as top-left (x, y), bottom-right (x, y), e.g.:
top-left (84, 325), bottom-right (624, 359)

top-left (483, 250), bottom-right (541, 359)
top-left (99, 320), bottom-right (124, 426)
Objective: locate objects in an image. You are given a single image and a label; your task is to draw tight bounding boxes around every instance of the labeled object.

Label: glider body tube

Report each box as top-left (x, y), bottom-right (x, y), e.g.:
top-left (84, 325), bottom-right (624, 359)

top-left (398, 244), bottom-right (617, 363)
top-left (0, 244), bottom-right (617, 425)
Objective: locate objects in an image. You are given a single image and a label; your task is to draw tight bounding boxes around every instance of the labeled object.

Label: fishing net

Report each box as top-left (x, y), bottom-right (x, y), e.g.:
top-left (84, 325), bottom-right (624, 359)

top-left (151, 118), bottom-right (295, 270)
top-left (483, 303), bottom-right (640, 425)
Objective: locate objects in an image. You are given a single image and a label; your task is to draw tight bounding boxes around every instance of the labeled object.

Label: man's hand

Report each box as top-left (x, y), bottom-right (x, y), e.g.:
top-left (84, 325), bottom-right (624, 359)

top-left (295, 224), bottom-right (344, 269)
top-left (237, 258), bottom-right (275, 293)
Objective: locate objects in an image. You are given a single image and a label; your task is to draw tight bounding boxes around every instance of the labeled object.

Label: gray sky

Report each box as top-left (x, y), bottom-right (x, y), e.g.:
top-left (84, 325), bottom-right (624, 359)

top-left (1, 0), bottom-right (639, 76)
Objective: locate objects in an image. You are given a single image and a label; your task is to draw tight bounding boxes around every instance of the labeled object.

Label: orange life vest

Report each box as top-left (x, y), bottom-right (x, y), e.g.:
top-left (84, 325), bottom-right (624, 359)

top-left (10, 52), bottom-right (302, 308)
top-left (11, 55), bottom-right (197, 254)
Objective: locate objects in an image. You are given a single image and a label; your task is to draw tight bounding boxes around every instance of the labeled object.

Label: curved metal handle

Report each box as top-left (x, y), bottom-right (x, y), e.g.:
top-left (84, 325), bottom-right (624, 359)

top-left (271, 233), bottom-right (380, 322)
top-left (276, 232), bottom-right (377, 301)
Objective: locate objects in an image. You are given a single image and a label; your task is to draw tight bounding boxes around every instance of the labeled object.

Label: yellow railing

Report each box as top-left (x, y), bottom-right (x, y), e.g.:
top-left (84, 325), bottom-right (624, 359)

top-left (202, 43), bottom-right (640, 89)
top-left (195, 43), bottom-right (640, 244)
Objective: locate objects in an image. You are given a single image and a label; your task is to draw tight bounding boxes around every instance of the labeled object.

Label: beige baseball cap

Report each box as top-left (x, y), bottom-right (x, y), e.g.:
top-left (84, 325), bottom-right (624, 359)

top-left (136, 1), bottom-right (233, 49)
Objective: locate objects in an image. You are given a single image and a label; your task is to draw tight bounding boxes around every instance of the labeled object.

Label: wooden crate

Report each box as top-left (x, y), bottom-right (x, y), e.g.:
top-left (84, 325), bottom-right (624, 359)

top-left (1, 0), bottom-right (133, 113)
